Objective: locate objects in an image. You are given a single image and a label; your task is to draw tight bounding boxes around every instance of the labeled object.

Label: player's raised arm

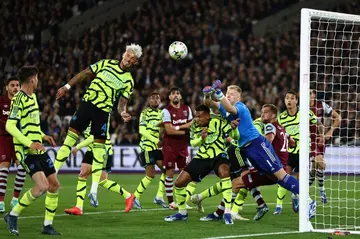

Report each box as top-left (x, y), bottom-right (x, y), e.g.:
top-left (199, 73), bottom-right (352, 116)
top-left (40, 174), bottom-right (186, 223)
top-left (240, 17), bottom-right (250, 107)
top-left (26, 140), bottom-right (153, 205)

top-left (326, 108), bottom-right (341, 140)
top-left (203, 86), bottom-right (220, 110)
top-left (56, 67), bottom-right (95, 100)
top-left (211, 80), bottom-right (237, 115)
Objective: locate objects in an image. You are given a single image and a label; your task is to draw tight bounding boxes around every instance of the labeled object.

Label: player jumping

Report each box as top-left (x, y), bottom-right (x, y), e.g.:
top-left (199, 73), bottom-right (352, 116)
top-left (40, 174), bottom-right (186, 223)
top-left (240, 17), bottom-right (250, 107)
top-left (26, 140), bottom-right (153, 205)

top-left (55, 44), bottom-right (142, 207)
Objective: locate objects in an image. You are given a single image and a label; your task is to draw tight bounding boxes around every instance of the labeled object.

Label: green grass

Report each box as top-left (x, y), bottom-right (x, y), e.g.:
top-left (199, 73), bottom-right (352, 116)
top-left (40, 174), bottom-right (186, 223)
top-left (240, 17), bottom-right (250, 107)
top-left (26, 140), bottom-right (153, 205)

top-left (0, 174), bottom-right (360, 239)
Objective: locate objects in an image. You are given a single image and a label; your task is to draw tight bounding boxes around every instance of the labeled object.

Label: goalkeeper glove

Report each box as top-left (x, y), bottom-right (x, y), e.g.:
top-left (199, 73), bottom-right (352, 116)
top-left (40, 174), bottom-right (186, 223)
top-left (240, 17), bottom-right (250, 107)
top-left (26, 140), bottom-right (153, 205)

top-left (212, 80), bottom-right (224, 100)
top-left (203, 86), bottom-right (214, 96)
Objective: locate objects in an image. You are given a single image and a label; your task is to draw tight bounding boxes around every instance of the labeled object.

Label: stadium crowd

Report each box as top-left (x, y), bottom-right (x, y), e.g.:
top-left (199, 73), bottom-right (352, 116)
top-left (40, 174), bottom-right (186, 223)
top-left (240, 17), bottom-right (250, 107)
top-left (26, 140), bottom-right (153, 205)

top-left (1, 0), bottom-right (359, 146)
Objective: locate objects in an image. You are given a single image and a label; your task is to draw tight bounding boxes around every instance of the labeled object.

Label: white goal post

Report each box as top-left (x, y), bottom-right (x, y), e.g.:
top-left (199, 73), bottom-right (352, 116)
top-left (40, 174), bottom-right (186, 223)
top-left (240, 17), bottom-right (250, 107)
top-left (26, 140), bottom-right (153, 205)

top-left (300, 8), bottom-right (360, 234)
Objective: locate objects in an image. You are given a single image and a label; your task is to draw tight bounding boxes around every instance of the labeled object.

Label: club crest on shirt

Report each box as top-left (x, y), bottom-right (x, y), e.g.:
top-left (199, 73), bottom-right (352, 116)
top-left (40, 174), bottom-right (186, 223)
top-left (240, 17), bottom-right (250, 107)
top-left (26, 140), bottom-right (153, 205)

top-left (183, 110), bottom-right (188, 117)
top-left (1, 155), bottom-right (6, 160)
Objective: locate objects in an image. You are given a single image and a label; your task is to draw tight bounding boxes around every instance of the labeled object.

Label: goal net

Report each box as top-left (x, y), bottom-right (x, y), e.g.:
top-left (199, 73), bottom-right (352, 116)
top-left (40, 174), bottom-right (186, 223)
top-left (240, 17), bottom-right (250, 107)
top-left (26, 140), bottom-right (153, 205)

top-left (300, 8), bottom-right (360, 234)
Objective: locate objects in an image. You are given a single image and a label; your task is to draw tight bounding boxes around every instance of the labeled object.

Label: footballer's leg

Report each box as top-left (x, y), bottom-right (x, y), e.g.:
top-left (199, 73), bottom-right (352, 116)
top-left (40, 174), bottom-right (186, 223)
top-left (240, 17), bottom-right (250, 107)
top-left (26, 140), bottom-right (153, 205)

top-left (65, 162), bottom-right (92, 215)
top-left (43, 171), bottom-right (61, 235)
top-left (0, 135), bottom-right (14, 212)
top-left (315, 154), bottom-right (327, 203)
top-left (134, 150), bottom-right (158, 209)
top-left (0, 161), bottom-right (10, 213)
top-left (134, 165), bottom-right (154, 209)
top-left (55, 102), bottom-right (92, 172)
top-left (154, 160), bottom-right (167, 207)
top-left (12, 161), bottom-right (26, 208)
top-left (55, 128), bottom-right (80, 172)
top-left (99, 155), bottom-right (134, 212)
top-left (214, 156), bottom-right (233, 224)
top-left (164, 171), bottom-right (192, 222)
top-left (162, 146), bottom-right (176, 208)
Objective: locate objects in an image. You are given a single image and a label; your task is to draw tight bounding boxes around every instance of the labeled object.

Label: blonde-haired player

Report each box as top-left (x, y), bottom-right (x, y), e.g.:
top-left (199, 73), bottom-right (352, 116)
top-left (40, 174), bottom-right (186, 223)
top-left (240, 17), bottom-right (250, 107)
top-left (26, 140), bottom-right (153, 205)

top-left (55, 44), bottom-right (142, 207)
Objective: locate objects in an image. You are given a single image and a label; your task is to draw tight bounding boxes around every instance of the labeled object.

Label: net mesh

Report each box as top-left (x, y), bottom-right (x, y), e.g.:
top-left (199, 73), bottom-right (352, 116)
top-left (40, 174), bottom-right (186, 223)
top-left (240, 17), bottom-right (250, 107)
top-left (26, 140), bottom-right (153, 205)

top-left (308, 12), bottom-right (360, 232)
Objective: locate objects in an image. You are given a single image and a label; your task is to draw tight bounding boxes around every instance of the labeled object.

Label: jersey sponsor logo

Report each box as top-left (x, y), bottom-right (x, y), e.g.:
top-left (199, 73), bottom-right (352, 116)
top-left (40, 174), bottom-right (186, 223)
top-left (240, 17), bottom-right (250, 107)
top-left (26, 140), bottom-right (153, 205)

top-left (173, 119), bottom-right (187, 124)
top-left (2, 109), bottom-right (10, 116)
top-left (102, 70), bottom-right (124, 89)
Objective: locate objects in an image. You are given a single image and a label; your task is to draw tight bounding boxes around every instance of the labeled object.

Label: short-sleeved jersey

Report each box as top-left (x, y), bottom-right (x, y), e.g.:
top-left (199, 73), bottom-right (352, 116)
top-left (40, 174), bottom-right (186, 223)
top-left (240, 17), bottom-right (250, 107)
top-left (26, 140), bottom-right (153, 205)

top-left (194, 118), bottom-right (232, 160)
top-left (253, 117), bottom-right (264, 135)
top-left (0, 95), bottom-right (11, 136)
top-left (83, 124), bottom-right (113, 155)
top-left (310, 100), bottom-right (332, 139)
top-left (139, 107), bottom-right (162, 151)
top-left (219, 102), bottom-right (259, 147)
top-left (162, 104), bottom-right (193, 150)
top-left (84, 59), bottom-right (134, 113)
top-left (8, 91), bottom-right (42, 160)
top-left (278, 108), bottom-right (318, 154)
top-left (264, 121), bottom-right (289, 165)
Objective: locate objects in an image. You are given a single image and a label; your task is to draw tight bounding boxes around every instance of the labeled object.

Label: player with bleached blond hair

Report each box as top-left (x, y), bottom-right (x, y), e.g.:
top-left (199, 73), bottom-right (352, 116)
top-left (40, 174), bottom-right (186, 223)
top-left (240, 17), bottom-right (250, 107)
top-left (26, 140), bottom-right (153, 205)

top-left (54, 44), bottom-right (142, 208)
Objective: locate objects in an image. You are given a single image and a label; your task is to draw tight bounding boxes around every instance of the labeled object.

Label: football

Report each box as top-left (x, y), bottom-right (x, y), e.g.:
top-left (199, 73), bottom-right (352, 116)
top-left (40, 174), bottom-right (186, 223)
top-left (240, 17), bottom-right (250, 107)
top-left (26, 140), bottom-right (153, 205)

top-left (168, 41), bottom-right (188, 60)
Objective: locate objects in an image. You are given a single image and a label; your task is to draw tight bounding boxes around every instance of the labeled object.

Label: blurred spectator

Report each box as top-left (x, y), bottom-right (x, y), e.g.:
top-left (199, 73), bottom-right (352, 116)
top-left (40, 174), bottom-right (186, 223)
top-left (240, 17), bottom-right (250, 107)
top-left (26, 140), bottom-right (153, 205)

top-left (1, 0), bottom-right (359, 146)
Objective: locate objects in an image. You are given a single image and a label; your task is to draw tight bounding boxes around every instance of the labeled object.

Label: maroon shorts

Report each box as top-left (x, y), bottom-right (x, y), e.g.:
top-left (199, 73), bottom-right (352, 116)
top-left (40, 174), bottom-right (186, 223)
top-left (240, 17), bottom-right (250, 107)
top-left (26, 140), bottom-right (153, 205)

top-left (310, 137), bottom-right (325, 158)
top-left (162, 145), bottom-right (188, 169)
top-left (0, 135), bottom-right (16, 163)
top-left (241, 169), bottom-right (277, 189)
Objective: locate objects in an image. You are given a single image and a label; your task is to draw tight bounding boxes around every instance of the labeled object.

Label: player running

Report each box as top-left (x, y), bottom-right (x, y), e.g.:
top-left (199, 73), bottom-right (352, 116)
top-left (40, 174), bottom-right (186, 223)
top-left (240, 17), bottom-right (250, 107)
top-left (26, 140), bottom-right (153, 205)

top-left (164, 105), bottom-right (238, 224)
top-left (203, 81), bottom-right (317, 219)
top-left (4, 66), bottom-right (60, 235)
top-left (64, 124), bottom-right (134, 215)
top-left (55, 44), bottom-right (142, 207)
top-left (133, 92), bottom-right (167, 209)
top-left (0, 76), bottom-right (26, 213)
top-left (309, 89), bottom-right (341, 203)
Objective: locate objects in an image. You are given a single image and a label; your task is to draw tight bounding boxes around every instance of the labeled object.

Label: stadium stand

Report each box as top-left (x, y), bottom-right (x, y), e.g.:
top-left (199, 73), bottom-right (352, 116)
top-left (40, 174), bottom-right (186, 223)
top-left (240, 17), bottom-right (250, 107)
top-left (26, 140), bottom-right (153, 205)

top-left (1, 0), bottom-right (359, 146)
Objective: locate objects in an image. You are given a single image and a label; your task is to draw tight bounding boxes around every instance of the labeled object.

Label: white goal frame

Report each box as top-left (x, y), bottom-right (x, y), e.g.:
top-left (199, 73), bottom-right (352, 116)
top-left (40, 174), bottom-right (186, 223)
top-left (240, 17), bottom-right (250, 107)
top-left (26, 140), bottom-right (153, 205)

top-left (299, 8), bottom-right (360, 234)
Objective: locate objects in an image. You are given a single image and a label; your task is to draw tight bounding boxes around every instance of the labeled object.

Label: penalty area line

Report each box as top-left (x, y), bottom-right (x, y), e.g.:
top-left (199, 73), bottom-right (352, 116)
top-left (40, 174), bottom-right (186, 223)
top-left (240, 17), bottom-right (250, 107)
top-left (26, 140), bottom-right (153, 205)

top-left (201, 231), bottom-right (302, 239)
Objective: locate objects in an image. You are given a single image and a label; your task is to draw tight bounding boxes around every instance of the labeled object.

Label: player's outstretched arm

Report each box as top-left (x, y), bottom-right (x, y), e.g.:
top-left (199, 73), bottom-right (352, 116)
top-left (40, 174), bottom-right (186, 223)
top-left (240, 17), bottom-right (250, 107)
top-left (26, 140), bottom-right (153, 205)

top-left (211, 80), bottom-right (237, 115)
top-left (72, 135), bottom-right (94, 156)
top-left (56, 67), bottom-right (94, 100)
top-left (326, 109), bottom-right (341, 140)
top-left (203, 86), bottom-right (220, 110)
